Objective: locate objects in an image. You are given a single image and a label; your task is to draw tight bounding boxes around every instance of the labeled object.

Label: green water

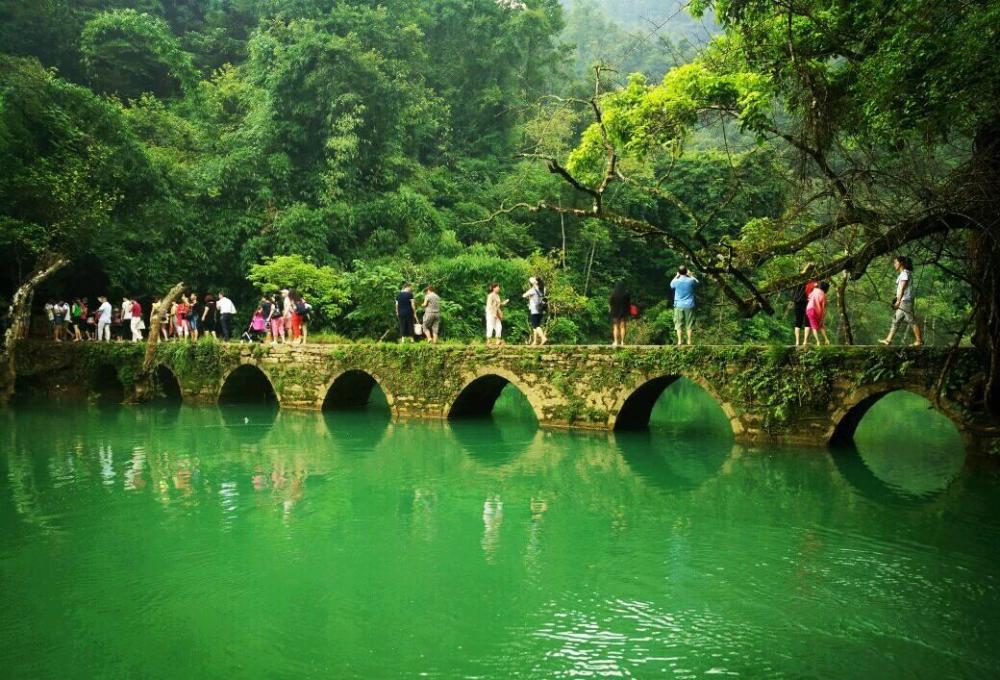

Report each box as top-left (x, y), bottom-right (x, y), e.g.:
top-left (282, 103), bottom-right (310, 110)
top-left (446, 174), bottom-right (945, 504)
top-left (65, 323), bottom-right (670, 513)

top-left (2, 382), bottom-right (998, 679)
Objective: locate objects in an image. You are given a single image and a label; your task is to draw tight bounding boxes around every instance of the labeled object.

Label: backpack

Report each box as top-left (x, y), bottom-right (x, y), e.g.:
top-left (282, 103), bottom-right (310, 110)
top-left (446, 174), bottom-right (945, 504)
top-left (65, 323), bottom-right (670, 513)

top-left (538, 288), bottom-right (548, 314)
top-left (295, 301), bottom-right (308, 317)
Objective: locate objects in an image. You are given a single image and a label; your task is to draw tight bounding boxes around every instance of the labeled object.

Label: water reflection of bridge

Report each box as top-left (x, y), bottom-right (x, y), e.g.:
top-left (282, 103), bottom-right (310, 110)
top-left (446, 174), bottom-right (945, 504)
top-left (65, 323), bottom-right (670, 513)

top-left (0, 398), bottom-right (973, 535)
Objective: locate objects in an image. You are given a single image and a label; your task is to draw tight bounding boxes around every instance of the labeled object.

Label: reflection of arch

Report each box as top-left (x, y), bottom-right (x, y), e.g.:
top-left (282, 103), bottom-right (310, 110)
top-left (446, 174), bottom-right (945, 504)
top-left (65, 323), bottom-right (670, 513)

top-left (322, 369), bottom-right (393, 412)
top-left (11, 374), bottom-right (46, 402)
top-left (154, 364), bottom-right (182, 401)
top-left (828, 384), bottom-right (964, 447)
top-left (830, 443), bottom-right (932, 507)
top-left (447, 368), bottom-right (543, 422)
top-left (610, 374), bottom-right (739, 435)
top-left (92, 363), bottom-right (125, 404)
top-left (218, 364), bottom-right (278, 404)
top-left (613, 429), bottom-right (730, 491)
top-left (448, 418), bottom-right (537, 466)
top-left (322, 409), bottom-right (391, 451)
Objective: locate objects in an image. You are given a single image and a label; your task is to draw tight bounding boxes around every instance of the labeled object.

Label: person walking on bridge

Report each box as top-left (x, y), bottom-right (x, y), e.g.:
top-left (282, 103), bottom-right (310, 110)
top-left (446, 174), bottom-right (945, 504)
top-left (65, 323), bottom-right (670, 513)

top-left (217, 291), bottom-right (237, 341)
top-left (670, 266), bottom-right (699, 346)
top-left (129, 297), bottom-right (144, 342)
top-left (396, 283), bottom-right (415, 343)
top-left (803, 281), bottom-right (831, 346)
top-left (96, 296), bottom-right (112, 342)
top-left (522, 277), bottom-right (547, 346)
top-left (609, 282), bottom-right (631, 347)
top-left (485, 283), bottom-right (507, 346)
top-left (879, 256), bottom-right (923, 347)
top-left (421, 286), bottom-right (442, 343)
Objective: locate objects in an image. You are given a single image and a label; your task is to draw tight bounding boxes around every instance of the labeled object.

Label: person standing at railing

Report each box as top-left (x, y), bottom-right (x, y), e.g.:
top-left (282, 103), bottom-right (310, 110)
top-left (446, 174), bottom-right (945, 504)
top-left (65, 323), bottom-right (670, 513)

top-left (421, 286), bottom-right (441, 344)
top-left (670, 266), bottom-right (699, 346)
top-left (609, 282), bottom-right (630, 347)
top-left (396, 283), bottom-right (415, 343)
top-left (217, 291), bottom-right (237, 341)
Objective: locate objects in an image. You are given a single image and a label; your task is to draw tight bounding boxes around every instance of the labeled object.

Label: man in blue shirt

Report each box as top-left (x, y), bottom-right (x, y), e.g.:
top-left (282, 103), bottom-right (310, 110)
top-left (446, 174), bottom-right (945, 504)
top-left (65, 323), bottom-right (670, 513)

top-left (670, 266), bottom-right (699, 346)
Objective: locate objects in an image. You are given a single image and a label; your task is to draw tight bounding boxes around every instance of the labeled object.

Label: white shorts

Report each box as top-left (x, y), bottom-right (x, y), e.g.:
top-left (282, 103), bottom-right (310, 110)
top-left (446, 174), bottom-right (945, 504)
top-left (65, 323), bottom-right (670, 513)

top-left (486, 314), bottom-right (502, 338)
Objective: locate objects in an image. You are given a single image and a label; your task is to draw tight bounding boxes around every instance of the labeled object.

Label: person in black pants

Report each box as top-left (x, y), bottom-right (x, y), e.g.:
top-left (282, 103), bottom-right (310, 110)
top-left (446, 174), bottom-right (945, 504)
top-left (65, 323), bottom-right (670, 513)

top-left (217, 291), bottom-right (237, 341)
top-left (396, 283), bottom-right (415, 343)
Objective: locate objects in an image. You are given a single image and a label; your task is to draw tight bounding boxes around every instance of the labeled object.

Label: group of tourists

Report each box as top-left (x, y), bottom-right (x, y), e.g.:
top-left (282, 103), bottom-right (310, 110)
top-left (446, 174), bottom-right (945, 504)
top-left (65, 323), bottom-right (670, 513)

top-left (153, 292), bottom-right (238, 342)
top-left (41, 289), bottom-right (310, 345)
top-left (608, 257), bottom-right (921, 348)
top-left (42, 296), bottom-right (138, 343)
top-left (25, 256), bottom-right (923, 348)
top-left (395, 277), bottom-right (550, 346)
top-left (244, 290), bottom-right (312, 345)
top-left (607, 266), bottom-right (701, 346)
top-left (790, 256), bottom-right (922, 347)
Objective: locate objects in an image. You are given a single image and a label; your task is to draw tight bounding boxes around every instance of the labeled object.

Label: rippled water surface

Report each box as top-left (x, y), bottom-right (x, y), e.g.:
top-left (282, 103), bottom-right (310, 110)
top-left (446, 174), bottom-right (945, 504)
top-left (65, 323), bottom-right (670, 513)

top-left (1, 383), bottom-right (998, 679)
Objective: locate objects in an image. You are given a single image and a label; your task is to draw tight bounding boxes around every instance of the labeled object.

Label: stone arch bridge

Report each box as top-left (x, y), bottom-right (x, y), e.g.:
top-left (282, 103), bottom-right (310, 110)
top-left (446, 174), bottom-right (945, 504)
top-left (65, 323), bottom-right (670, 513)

top-left (11, 342), bottom-right (998, 454)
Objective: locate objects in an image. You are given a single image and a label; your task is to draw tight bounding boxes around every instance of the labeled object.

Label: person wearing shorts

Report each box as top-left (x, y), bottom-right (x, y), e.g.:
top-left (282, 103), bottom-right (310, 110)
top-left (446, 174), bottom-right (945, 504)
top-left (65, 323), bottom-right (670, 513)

top-left (188, 293), bottom-right (202, 340)
top-left (670, 266), bottom-right (699, 345)
top-left (522, 277), bottom-right (547, 346)
top-left (421, 286), bottom-right (442, 343)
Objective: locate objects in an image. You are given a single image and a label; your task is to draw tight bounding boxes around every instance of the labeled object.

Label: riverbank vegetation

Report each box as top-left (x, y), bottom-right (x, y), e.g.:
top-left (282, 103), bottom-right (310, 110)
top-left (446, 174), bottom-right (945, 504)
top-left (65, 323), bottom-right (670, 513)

top-left (1, 1), bottom-right (997, 414)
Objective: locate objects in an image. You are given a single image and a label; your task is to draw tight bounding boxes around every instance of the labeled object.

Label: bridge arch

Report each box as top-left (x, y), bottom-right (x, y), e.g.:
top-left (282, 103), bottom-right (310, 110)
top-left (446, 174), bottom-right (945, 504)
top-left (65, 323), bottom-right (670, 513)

top-left (218, 363), bottom-right (278, 405)
top-left (828, 383), bottom-right (965, 448)
top-left (321, 369), bottom-right (395, 412)
top-left (91, 363), bottom-right (126, 404)
top-left (609, 373), bottom-right (742, 436)
top-left (446, 368), bottom-right (544, 422)
top-left (153, 364), bottom-right (182, 401)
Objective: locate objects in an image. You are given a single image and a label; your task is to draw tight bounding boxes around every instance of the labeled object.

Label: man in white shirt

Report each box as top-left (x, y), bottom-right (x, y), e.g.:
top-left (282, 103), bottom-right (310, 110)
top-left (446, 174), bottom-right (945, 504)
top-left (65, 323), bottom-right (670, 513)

top-left (216, 291), bottom-right (237, 341)
top-left (96, 296), bottom-right (113, 342)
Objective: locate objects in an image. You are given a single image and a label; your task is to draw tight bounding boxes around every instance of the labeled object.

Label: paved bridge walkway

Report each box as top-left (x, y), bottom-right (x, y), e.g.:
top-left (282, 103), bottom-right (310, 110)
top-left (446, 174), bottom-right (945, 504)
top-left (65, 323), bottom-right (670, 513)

top-left (11, 342), bottom-right (998, 454)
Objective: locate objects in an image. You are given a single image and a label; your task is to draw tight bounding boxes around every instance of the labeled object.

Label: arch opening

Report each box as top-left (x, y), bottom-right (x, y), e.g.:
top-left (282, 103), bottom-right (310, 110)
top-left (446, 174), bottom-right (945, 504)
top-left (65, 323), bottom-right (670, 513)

top-left (831, 390), bottom-right (965, 500)
top-left (322, 370), bottom-right (389, 413)
top-left (614, 376), bottom-right (731, 437)
top-left (154, 365), bottom-right (182, 402)
top-left (449, 376), bottom-right (538, 425)
top-left (218, 365), bottom-right (277, 405)
top-left (92, 364), bottom-right (125, 404)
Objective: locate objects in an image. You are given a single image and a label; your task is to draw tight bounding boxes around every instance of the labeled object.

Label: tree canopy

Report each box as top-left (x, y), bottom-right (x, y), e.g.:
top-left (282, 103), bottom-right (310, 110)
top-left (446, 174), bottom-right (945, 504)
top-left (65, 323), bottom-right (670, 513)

top-left (0, 0), bottom-right (997, 414)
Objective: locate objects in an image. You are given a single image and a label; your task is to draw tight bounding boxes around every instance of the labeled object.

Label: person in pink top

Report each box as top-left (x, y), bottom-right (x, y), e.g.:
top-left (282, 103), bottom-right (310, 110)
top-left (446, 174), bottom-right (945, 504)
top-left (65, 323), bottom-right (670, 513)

top-left (803, 280), bottom-right (831, 346)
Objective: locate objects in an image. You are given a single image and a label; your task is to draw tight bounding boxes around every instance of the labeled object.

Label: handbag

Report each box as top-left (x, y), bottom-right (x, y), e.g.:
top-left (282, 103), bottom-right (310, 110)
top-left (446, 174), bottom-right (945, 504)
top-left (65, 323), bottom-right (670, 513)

top-left (413, 323), bottom-right (423, 336)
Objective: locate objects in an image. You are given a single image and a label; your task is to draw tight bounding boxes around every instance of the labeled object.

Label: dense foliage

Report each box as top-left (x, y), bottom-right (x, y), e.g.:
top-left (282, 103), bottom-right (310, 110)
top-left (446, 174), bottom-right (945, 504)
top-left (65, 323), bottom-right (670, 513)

top-left (0, 0), bottom-right (993, 399)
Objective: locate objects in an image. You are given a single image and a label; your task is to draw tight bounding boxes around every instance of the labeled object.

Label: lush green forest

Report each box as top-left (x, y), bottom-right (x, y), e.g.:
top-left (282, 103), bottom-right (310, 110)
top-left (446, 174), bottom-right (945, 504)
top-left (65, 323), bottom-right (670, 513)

top-left (1, 0), bottom-right (998, 411)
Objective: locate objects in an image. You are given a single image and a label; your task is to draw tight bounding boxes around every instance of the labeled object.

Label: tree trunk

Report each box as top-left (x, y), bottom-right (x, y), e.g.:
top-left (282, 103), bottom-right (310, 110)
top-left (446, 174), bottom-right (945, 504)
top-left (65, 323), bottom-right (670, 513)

top-left (0, 256), bottom-right (69, 405)
top-left (969, 231), bottom-right (1000, 417)
top-left (836, 272), bottom-right (854, 345)
top-left (583, 240), bottom-right (596, 296)
top-left (969, 119), bottom-right (1000, 418)
top-left (142, 282), bottom-right (185, 377)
